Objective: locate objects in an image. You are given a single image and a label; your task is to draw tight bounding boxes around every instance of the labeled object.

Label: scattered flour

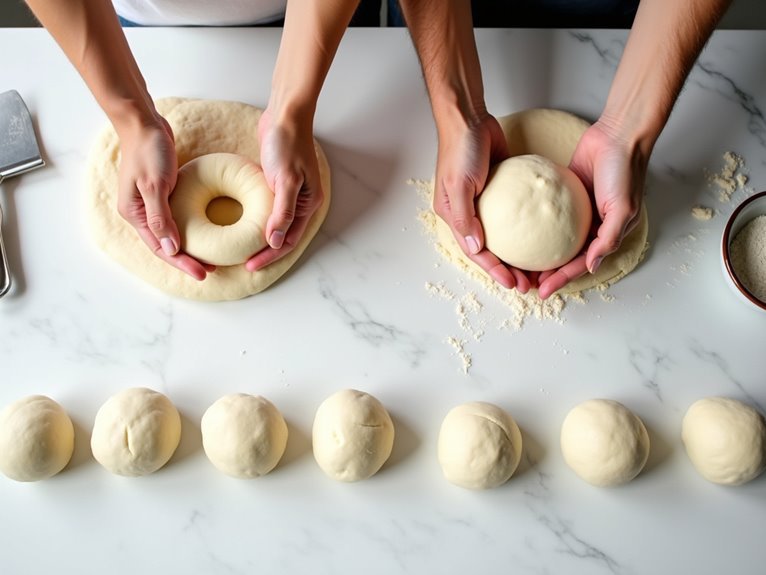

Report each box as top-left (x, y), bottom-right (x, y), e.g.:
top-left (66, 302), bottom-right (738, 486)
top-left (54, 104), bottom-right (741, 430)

top-left (691, 205), bottom-right (714, 221)
top-left (730, 215), bottom-right (766, 302)
top-left (705, 151), bottom-right (750, 203)
top-left (410, 177), bottom-right (612, 374)
top-left (445, 337), bottom-right (472, 374)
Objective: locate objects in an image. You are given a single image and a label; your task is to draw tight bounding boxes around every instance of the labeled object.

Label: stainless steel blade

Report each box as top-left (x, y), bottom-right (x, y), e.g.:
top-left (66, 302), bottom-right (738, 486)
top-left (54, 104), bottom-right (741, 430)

top-left (0, 90), bottom-right (44, 183)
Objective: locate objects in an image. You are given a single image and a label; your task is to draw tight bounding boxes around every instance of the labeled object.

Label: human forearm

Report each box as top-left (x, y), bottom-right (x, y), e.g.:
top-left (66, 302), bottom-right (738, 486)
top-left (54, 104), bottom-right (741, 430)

top-left (25, 0), bottom-right (157, 134)
top-left (399, 0), bottom-right (487, 132)
top-left (268, 0), bottom-right (360, 124)
top-left (600, 0), bottom-right (731, 151)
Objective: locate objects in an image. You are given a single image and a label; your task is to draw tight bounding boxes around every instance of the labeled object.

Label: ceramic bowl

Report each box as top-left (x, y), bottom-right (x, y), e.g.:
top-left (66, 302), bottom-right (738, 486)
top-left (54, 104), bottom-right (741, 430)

top-left (721, 191), bottom-right (766, 313)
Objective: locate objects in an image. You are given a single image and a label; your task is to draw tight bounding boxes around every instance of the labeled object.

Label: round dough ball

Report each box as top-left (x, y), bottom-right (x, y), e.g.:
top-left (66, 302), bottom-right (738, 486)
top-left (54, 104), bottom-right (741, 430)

top-left (682, 397), bottom-right (766, 485)
top-left (201, 393), bottom-right (288, 479)
top-left (91, 387), bottom-right (181, 477)
top-left (433, 109), bottom-right (649, 294)
top-left (0, 396), bottom-right (74, 482)
top-left (312, 389), bottom-right (395, 482)
top-left (477, 154), bottom-right (592, 271)
top-left (437, 401), bottom-right (523, 490)
top-left (561, 399), bottom-right (650, 487)
top-left (170, 153), bottom-right (273, 266)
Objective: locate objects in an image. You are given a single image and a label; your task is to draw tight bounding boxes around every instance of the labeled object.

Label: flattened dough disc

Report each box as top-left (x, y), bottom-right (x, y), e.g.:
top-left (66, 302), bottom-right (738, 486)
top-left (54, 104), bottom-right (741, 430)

top-left (86, 98), bottom-right (331, 301)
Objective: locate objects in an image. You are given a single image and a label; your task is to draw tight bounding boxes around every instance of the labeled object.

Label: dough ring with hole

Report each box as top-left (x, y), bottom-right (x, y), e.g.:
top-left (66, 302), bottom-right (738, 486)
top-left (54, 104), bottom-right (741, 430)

top-left (170, 152), bottom-right (272, 266)
top-left (86, 97), bottom-right (331, 301)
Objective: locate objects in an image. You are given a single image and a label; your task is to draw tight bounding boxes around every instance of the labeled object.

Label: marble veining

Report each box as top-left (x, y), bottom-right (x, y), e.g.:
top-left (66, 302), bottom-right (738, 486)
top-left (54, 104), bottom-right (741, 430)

top-left (691, 59), bottom-right (766, 149)
top-left (316, 269), bottom-right (428, 367)
top-left (0, 28), bottom-right (764, 575)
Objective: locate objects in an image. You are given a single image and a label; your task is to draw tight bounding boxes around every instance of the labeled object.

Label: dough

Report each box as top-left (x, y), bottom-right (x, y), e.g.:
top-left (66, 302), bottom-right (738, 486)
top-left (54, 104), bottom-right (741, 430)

top-left (477, 154), bottom-right (591, 271)
top-left (561, 399), bottom-right (650, 487)
top-left (682, 397), bottom-right (766, 485)
top-left (170, 153), bottom-right (273, 266)
top-left (0, 396), bottom-right (74, 482)
top-left (312, 389), bottom-right (395, 482)
top-left (201, 393), bottom-right (288, 479)
top-left (435, 109), bottom-right (648, 293)
top-left (86, 98), bottom-right (332, 301)
top-left (437, 401), bottom-right (523, 490)
top-left (91, 387), bottom-right (181, 477)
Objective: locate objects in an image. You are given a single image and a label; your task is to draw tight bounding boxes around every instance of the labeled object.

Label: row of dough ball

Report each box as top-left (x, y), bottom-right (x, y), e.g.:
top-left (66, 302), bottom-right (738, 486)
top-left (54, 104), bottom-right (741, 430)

top-left (0, 390), bottom-right (764, 488)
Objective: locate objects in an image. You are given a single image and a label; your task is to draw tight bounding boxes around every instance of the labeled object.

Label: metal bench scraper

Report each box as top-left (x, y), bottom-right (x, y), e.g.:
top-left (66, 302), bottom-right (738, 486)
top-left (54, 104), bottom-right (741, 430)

top-left (0, 90), bottom-right (45, 297)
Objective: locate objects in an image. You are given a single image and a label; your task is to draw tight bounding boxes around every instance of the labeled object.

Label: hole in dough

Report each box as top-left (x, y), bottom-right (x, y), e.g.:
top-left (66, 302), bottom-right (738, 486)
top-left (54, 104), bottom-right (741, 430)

top-left (206, 196), bottom-right (244, 226)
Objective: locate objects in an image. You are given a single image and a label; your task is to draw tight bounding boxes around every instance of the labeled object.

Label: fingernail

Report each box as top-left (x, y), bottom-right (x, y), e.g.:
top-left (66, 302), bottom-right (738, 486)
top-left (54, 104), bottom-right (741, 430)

top-left (589, 256), bottom-right (603, 274)
top-left (269, 230), bottom-right (285, 249)
top-left (465, 235), bottom-right (480, 255)
top-left (160, 237), bottom-right (178, 256)
top-left (489, 268), bottom-right (514, 290)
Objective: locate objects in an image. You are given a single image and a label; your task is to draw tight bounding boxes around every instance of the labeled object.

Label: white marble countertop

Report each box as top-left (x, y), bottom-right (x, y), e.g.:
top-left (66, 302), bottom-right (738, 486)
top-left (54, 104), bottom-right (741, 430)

top-left (1, 27), bottom-right (764, 574)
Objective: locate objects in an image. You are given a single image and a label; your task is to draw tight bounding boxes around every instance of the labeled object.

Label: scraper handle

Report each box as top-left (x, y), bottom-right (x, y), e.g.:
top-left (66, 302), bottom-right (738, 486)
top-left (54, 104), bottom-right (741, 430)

top-left (0, 200), bottom-right (11, 297)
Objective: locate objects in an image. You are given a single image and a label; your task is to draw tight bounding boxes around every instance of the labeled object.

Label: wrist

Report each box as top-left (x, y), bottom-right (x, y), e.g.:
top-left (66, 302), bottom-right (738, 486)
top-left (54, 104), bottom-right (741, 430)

top-left (264, 92), bottom-right (315, 132)
top-left (433, 94), bottom-right (489, 141)
top-left (107, 96), bottom-right (162, 138)
top-left (596, 106), bottom-right (660, 160)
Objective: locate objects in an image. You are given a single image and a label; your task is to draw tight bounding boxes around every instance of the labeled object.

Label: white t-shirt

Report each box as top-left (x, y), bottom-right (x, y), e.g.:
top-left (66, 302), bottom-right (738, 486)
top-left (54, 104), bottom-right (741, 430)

top-left (113, 0), bottom-right (287, 26)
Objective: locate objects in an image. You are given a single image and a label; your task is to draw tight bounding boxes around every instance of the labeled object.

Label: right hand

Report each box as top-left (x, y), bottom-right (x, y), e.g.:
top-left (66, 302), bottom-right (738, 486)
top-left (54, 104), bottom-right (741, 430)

top-left (245, 107), bottom-right (325, 271)
top-left (433, 112), bottom-right (531, 292)
top-left (116, 115), bottom-right (211, 280)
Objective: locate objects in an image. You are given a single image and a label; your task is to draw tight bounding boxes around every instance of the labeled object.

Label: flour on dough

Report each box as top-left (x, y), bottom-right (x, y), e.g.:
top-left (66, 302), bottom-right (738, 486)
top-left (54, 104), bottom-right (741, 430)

top-left (86, 98), bottom-right (332, 301)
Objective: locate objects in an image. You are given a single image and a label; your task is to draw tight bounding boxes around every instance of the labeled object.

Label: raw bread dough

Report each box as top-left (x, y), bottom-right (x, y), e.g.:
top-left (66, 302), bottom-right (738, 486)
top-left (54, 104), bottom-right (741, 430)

top-left (86, 98), bottom-right (332, 301)
top-left (477, 154), bottom-right (591, 271)
top-left (91, 387), bottom-right (181, 477)
top-left (312, 389), bottom-right (395, 482)
top-left (682, 397), bottom-right (766, 485)
top-left (561, 399), bottom-right (650, 487)
top-left (0, 395), bottom-right (74, 482)
top-left (170, 153), bottom-right (273, 266)
top-left (201, 393), bottom-right (288, 479)
top-left (437, 401), bottom-right (523, 490)
top-left (435, 109), bottom-right (648, 293)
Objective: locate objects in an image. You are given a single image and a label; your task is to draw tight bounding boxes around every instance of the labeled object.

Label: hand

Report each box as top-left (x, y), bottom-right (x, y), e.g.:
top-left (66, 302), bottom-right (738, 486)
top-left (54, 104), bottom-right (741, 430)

top-left (434, 113), bottom-right (531, 292)
top-left (537, 119), bottom-right (647, 299)
top-left (116, 116), bottom-right (211, 281)
top-left (246, 108), bottom-right (324, 271)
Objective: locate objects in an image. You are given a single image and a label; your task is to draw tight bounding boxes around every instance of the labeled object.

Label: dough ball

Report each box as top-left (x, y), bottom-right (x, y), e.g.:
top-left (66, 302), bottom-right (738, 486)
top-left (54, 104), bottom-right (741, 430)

top-left (682, 397), bottom-right (766, 485)
top-left (91, 387), bottom-right (181, 477)
top-left (477, 154), bottom-right (592, 271)
top-left (170, 153), bottom-right (273, 266)
top-left (312, 389), bottom-right (395, 482)
top-left (561, 399), bottom-right (650, 487)
top-left (201, 393), bottom-right (288, 479)
top-left (437, 401), bottom-right (523, 490)
top-left (432, 109), bottom-right (649, 294)
top-left (0, 396), bottom-right (74, 482)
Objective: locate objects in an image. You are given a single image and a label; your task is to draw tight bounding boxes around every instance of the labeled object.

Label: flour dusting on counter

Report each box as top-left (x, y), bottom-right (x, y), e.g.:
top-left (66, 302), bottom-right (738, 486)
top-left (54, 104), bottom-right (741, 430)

top-left (412, 178), bottom-right (597, 373)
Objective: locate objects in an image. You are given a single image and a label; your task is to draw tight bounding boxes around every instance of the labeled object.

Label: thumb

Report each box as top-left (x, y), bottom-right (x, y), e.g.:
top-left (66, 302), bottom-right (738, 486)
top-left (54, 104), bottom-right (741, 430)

top-left (139, 178), bottom-right (180, 257)
top-left (265, 171), bottom-right (302, 250)
top-left (440, 176), bottom-right (485, 256)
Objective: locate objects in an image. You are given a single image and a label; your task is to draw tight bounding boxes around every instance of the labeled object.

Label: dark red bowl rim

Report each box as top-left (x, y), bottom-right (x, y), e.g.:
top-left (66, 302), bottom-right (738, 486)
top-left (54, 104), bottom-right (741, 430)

top-left (721, 190), bottom-right (766, 311)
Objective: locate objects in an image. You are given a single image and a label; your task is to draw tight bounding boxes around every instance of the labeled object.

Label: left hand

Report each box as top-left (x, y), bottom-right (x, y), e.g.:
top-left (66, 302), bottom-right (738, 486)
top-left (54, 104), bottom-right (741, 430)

top-left (246, 108), bottom-right (325, 271)
top-left (537, 119), bottom-right (647, 299)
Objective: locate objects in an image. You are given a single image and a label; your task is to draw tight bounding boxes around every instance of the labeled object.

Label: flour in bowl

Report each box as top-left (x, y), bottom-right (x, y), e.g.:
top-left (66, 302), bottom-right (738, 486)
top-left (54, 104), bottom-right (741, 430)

top-left (730, 215), bottom-right (766, 302)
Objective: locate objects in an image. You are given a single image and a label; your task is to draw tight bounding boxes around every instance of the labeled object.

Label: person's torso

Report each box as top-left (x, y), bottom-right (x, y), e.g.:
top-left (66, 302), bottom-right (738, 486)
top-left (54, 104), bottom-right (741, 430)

top-left (112, 0), bottom-right (287, 26)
